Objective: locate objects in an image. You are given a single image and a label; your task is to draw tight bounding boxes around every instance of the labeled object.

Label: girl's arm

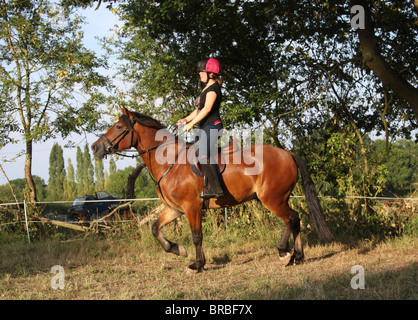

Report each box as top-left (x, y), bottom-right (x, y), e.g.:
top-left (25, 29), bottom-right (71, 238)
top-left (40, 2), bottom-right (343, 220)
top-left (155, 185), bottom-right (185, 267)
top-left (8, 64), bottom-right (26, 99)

top-left (184, 109), bottom-right (198, 123)
top-left (176, 109), bottom-right (197, 126)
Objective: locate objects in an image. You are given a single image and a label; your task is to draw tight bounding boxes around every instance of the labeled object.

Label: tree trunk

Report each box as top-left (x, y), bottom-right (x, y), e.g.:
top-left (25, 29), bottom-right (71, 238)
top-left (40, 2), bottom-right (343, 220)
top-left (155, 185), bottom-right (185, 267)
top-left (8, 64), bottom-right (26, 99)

top-left (350, 0), bottom-right (418, 120)
top-left (25, 139), bottom-right (37, 206)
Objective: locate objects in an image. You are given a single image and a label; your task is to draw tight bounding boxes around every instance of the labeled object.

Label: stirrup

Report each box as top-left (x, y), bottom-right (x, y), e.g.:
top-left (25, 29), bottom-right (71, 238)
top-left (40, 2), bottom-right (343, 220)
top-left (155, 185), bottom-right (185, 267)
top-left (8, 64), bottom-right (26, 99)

top-left (200, 190), bottom-right (223, 199)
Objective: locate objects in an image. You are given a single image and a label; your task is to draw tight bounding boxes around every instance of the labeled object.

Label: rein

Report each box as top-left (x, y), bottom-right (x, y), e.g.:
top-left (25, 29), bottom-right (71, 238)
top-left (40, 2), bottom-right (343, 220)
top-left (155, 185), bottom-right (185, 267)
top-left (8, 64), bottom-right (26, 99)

top-left (104, 137), bottom-right (178, 159)
top-left (146, 141), bottom-right (188, 205)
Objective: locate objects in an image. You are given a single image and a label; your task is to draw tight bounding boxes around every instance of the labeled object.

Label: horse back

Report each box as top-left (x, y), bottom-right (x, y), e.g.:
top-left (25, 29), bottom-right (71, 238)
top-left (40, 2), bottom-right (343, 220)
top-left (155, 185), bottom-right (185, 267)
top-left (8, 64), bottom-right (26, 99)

top-left (213, 144), bottom-right (298, 206)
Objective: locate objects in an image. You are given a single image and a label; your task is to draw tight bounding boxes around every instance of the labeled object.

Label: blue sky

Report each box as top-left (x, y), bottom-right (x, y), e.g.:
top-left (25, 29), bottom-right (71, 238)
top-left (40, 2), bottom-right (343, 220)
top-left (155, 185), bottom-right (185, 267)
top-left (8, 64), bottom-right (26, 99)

top-left (0, 5), bottom-right (137, 187)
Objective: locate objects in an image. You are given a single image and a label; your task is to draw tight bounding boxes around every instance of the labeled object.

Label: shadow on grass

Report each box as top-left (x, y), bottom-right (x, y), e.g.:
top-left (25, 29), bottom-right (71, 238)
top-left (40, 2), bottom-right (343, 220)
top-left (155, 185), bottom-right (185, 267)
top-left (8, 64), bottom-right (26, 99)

top-left (242, 262), bottom-right (417, 300)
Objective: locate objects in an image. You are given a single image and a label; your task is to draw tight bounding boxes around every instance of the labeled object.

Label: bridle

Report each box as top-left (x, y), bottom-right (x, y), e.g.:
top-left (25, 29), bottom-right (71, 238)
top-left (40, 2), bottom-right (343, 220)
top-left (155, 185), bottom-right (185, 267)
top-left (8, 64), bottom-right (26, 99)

top-left (99, 115), bottom-right (176, 158)
top-left (99, 116), bottom-right (137, 156)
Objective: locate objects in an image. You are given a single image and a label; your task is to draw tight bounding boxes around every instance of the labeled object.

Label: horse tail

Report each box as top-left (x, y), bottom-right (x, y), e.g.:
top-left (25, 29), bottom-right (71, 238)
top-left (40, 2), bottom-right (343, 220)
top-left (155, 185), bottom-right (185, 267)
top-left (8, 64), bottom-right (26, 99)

top-left (291, 153), bottom-right (333, 240)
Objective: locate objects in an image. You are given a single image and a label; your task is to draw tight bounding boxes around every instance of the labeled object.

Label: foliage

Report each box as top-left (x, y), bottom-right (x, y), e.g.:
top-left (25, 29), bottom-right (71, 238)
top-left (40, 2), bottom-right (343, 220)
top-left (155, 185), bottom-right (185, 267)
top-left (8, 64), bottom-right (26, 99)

top-left (374, 139), bottom-right (418, 196)
top-left (98, 0), bottom-right (417, 134)
top-left (106, 165), bottom-right (157, 213)
top-left (94, 158), bottom-right (105, 190)
top-left (82, 144), bottom-right (94, 195)
top-left (75, 144), bottom-right (95, 196)
top-left (75, 146), bottom-right (83, 195)
top-left (0, 175), bottom-right (46, 203)
top-left (47, 143), bottom-right (66, 200)
top-left (0, 0), bottom-right (109, 202)
top-left (136, 198), bottom-right (417, 245)
top-left (64, 158), bottom-right (77, 200)
top-left (0, 0), bottom-right (416, 243)
top-left (97, 0), bottom-right (416, 206)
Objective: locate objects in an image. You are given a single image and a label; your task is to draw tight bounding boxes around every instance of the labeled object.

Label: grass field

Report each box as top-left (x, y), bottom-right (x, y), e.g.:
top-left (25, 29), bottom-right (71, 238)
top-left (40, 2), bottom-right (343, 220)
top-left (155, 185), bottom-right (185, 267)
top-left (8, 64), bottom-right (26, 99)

top-left (0, 211), bottom-right (416, 300)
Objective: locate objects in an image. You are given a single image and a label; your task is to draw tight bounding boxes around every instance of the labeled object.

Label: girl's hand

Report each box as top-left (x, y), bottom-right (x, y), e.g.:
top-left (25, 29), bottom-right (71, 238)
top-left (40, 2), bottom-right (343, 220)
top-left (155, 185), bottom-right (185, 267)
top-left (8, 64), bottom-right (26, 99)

top-left (185, 122), bottom-right (194, 132)
top-left (176, 118), bottom-right (187, 126)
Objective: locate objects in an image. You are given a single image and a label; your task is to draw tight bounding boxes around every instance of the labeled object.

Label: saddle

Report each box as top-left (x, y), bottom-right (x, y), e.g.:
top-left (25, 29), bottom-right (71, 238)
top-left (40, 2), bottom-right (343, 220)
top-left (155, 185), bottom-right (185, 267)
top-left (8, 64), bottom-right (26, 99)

top-left (189, 139), bottom-right (240, 178)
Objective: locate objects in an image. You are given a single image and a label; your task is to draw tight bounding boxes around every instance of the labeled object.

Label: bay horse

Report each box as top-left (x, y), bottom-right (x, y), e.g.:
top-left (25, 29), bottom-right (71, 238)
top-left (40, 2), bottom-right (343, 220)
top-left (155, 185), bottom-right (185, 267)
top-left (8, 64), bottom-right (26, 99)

top-left (92, 106), bottom-right (332, 272)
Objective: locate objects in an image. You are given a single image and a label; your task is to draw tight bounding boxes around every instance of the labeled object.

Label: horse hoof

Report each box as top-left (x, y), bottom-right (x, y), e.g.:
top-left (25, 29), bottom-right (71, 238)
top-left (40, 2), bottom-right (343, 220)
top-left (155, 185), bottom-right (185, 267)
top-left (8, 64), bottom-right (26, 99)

top-left (279, 252), bottom-right (293, 266)
top-left (185, 266), bottom-right (201, 275)
top-left (178, 244), bottom-right (188, 257)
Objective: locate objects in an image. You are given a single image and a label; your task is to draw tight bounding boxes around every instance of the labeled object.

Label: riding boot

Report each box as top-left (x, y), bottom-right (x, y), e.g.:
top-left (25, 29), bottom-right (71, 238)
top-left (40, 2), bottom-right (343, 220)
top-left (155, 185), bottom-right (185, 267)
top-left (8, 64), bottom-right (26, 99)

top-left (200, 164), bottom-right (224, 199)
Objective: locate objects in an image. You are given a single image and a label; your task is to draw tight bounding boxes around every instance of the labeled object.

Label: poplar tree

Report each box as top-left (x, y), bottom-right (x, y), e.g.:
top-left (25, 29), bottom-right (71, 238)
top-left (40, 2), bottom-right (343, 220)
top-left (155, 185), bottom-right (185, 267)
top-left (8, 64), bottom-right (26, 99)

top-left (94, 158), bottom-right (105, 191)
top-left (104, 169), bottom-right (109, 190)
top-left (65, 158), bottom-right (76, 200)
top-left (109, 156), bottom-right (117, 176)
top-left (76, 146), bottom-right (84, 196)
top-left (105, 156), bottom-right (116, 193)
top-left (47, 142), bottom-right (66, 200)
top-left (83, 144), bottom-right (94, 194)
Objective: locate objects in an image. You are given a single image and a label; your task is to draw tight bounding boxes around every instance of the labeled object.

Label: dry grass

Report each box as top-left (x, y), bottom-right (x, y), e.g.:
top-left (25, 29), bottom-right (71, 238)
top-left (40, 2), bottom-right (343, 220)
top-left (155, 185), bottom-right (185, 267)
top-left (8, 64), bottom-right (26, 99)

top-left (0, 224), bottom-right (416, 300)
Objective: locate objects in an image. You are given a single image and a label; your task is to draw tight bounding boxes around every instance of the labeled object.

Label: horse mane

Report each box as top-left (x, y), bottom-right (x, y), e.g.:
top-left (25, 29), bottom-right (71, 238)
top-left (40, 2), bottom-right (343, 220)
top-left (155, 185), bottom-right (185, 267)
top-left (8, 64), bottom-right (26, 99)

top-left (130, 111), bottom-right (166, 130)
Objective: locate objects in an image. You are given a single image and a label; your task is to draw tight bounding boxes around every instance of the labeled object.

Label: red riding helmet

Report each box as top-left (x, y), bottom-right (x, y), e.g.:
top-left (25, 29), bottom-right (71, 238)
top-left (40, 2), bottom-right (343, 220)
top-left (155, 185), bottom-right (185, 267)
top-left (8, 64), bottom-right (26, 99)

top-left (197, 58), bottom-right (221, 75)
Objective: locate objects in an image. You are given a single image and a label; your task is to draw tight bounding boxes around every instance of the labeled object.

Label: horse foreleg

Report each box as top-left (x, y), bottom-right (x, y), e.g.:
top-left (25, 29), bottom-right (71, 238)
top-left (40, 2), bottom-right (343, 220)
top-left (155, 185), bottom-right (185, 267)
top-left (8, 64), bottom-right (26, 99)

top-left (152, 206), bottom-right (188, 257)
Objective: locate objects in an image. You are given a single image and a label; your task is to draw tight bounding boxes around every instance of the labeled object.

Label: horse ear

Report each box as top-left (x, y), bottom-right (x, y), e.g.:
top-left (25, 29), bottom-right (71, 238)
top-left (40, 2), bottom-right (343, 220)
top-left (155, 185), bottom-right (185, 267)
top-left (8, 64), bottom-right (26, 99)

top-left (120, 106), bottom-right (131, 117)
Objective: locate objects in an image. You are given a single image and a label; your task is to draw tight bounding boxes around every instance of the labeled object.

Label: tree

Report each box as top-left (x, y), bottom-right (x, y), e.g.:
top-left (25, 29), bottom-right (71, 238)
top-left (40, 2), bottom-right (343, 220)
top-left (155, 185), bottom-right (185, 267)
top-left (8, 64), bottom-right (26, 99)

top-left (350, 0), bottom-right (418, 119)
top-left (106, 165), bottom-right (157, 199)
top-left (0, 175), bottom-right (46, 202)
top-left (106, 166), bottom-right (130, 198)
top-left (108, 156), bottom-right (116, 176)
top-left (82, 144), bottom-right (94, 194)
top-left (0, 0), bottom-right (108, 204)
top-left (65, 157), bottom-right (76, 200)
top-left (76, 146), bottom-right (84, 195)
top-left (0, 104), bottom-right (16, 149)
top-left (69, 1), bottom-right (417, 123)
top-left (47, 142), bottom-right (66, 200)
top-left (375, 139), bottom-right (418, 196)
top-left (94, 158), bottom-right (105, 191)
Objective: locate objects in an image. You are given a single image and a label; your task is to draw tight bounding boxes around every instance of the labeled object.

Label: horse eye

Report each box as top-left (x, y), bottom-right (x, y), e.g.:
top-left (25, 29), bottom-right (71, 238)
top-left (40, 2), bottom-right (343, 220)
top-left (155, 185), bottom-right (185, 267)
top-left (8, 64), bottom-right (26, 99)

top-left (116, 124), bottom-right (123, 130)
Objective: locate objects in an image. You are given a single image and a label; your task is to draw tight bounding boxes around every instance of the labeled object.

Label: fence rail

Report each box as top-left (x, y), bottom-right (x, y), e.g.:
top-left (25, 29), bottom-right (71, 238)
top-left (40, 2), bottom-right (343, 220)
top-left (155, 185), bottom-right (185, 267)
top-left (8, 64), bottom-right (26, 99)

top-left (0, 198), bottom-right (160, 207)
top-left (1, 195), bottom-right (417, 208)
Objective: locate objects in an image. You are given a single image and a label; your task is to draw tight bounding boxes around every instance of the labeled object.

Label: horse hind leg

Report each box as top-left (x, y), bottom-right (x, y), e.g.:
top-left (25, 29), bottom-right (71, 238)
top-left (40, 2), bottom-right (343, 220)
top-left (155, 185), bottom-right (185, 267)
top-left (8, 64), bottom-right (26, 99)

top-left (152, 206), bottom-right (188, 257)
top-left (277, 207), bottom-right (304, 266)
top-left (277, 221), bottom-right (292, 265)
top-left (288, 209), bottom-right (304, 265)
top-left (261, 199), bottom-right (304, 266)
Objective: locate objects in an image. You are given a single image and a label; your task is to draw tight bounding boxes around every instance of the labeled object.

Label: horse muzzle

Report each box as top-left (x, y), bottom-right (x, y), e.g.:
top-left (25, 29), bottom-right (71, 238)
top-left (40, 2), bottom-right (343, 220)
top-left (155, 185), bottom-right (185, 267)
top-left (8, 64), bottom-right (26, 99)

top-left (91, 139), bottom-right (107, 159)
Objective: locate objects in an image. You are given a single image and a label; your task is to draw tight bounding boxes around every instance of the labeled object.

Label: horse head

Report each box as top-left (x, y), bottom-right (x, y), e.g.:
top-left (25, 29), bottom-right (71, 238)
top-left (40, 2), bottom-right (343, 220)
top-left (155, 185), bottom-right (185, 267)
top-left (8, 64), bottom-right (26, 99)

top-left (91, 106), bottom-right (137, 159)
